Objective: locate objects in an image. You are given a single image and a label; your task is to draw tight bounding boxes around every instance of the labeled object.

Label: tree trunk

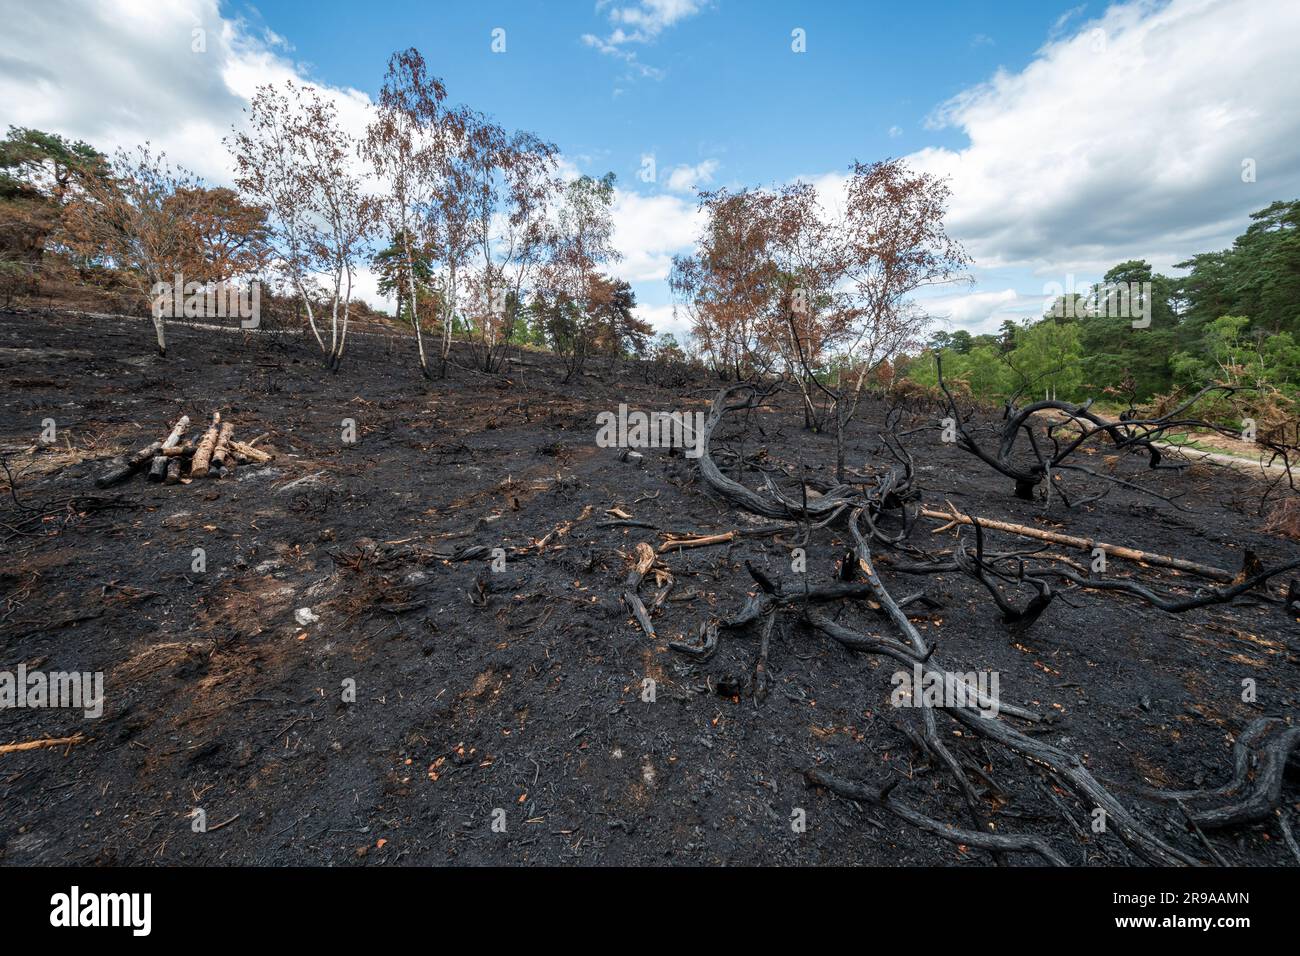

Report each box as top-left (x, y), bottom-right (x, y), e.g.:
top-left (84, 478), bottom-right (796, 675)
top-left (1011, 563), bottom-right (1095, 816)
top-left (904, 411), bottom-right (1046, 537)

top-left (332, 268), bottom-right (353, 374)
top-left (404, 233), bottom-right (431, 380)
top-left (440, 267), bottom-right (457, 377)
top-left (834, 403), bottom-right (847, 483)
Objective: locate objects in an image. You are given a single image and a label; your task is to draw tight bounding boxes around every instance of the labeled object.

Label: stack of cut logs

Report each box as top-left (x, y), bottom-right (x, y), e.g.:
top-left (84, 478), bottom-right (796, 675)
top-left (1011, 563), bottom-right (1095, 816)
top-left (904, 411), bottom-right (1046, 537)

top-left (95, 412), bottom-right (273, 488)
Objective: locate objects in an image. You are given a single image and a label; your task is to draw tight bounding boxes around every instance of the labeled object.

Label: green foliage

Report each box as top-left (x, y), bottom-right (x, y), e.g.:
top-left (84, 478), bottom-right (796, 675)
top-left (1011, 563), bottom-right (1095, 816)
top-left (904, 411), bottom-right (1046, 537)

top-left (1008, 319), bottom-right (1083, 400)
top-left (1190, 314), bottom-right (1300, 394)
top-left (0, 126), bottom-right (106, 202)
top-left (911, 321), bottom-right (1082, 404)
top-left (909, 345), bottom-right (1014, 401)
top-left (372, 229), bottom-right (434, 323)
top-left (927, 329), bottom-right (973, 353)
top-left (902, 200), bottom-right (1300, 406)
top-left (1178, 200), bottom-right (1300, 341)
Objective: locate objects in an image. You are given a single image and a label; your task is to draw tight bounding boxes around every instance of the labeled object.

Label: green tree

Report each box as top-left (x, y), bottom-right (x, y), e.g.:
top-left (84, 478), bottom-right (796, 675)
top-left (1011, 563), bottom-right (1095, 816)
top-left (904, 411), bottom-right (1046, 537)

top-left (653, 332), bottom-right (685, 362)
top-left (1074, 260), bottom-right (1177, 398)
top-left (1009, 319), bottom-right (1084, 400)
top-left (996, 319), bottom-right (1019, 353)
top-left (373, 229), bottom-right (433, 324)
top-left (0, 127), bottom-right (107, 295)
top-left (1175, 200), bottom-right (1300, 363)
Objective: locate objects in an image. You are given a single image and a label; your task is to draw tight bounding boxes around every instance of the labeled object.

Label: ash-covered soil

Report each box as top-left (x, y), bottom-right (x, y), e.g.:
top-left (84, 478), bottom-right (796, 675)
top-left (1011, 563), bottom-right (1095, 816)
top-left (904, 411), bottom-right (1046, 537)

top-left (0, 309), bottom-right (1296, 866)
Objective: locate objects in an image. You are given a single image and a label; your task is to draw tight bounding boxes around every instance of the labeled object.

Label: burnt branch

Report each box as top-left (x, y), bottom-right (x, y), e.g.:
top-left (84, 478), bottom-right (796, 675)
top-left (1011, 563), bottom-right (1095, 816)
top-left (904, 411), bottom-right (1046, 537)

top-left (935, 353), bottom-right (1244, 504)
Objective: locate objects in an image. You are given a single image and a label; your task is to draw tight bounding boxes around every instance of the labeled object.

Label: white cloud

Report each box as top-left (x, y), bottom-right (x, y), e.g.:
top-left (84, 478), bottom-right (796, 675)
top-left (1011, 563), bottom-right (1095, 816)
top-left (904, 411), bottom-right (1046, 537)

top-left (664, 159), bottom-right (719, 193)
top-left (907, 0), bottom-right (1300, 274)
top-left (633, 302), bottom-right (691, 339)
top-left (350, 267), bottom-right (387, 313)
top-left (0, 0), bottom-right (393, 305)
top-left (609, 189), bottom-right (703, 283)
top-left (919, 288), bottom-right (1037, 335)
top-left (601, 0), bottom-right (706, 43)
top-left (11, 0), bottom-right (1292, 332)
top-left (582, 0), bottom-right (707, 78)
top-left (0, 0), bottom-right (376, 187)
top-left (1047, 5), bottom-right (1089, 42)
top-left (0, 0), bottom-right (234, 183)
top-left (579, 33), bottom-right (664, 79)
top-left (601, 0), bottom-right (1300, 331)
top-left (553, 154), bottom-right (706, 306)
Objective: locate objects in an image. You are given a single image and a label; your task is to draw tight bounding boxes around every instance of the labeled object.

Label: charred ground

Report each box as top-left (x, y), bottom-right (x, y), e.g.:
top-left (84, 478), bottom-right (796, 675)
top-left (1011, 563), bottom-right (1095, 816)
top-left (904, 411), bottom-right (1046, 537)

top-left (1, 309), bottom-right (1297, 865)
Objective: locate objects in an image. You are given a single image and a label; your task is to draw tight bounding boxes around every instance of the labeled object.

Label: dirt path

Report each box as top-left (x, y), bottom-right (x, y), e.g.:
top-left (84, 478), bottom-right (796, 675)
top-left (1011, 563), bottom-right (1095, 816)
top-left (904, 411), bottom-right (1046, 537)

top-left (1154, 441), bottom-right (1293, 478)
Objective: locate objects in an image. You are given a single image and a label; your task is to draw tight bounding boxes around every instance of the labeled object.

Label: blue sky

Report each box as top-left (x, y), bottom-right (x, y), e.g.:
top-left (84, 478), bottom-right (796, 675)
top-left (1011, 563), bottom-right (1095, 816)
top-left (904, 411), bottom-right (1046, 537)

top-left (3, 0), bottom-right (1298, 339)
top-left (238, 0), bottom-right (1059, 180)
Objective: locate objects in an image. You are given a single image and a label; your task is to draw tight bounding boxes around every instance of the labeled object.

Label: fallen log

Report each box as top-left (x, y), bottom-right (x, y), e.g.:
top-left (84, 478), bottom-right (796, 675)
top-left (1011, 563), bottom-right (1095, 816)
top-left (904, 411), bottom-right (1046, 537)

top-left (162, 414), bottom-right (191, 448)
top-left (664, 384), bottom-right (1239, 865)
top-left (189, 411), bottom-right (222, 478)
top-left (1045, 556), bottom-right (1300, 614)
top-left (95, 440), bottom-right (163, 488)
top-left (920, 505), bottom-right (1234, 582)
top-left (809, 609), bottom-right (1196, 866)
top-left (697, 383), bottom-right (854, 521)
top-left (211, 422), bottom-right (235, 472)
top-left (230, 440), bottom-right (272, 464)
top-left (147, 413), bottom-right (191, 481)
top-left (164, 457), bottom-right (181, 484)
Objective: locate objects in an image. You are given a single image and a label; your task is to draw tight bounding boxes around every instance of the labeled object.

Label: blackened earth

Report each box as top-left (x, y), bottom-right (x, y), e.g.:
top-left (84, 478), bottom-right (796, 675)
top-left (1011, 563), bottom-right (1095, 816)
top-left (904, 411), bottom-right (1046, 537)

top-left (1, 309), bottom-right (1296, 865)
